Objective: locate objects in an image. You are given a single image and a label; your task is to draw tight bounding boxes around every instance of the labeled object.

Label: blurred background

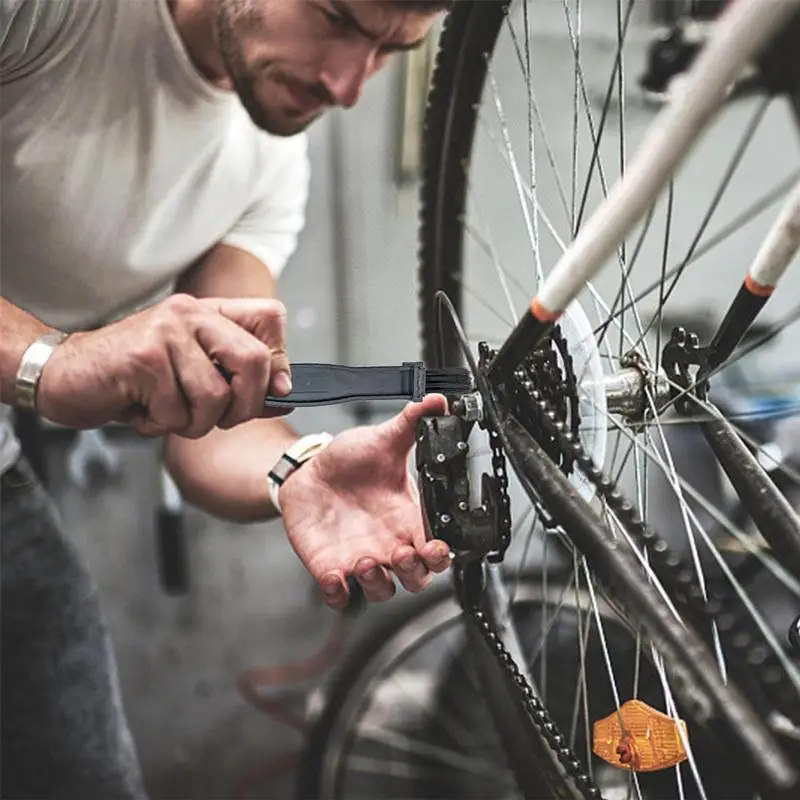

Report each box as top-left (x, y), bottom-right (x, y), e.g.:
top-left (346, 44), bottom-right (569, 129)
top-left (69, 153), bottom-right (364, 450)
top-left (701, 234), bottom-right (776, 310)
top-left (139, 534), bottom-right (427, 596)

top-left (15, 1), bottom-right (800, 797)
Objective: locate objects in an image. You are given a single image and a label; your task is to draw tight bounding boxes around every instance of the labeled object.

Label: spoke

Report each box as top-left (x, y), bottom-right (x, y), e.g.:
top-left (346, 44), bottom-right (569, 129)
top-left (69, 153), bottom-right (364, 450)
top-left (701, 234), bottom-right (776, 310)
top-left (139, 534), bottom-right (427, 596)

top-left (487, 66), bottom-right (544, 284)
top-left (604, 505), bottom-right (687, 624)
top-left (568, 0), bottom-right (582, 231)
top-left (598, 407), bottom-right (800, 684)
top-left (594, 170), bottom-right (800, 340)
top-left (503, 4), bottom-right (573, 230)
top-left (655, 182), bottom-right (676, 376)
top-left (582, 558), bottom-right (645, 800)
top-left (573, 0), bottom-right (636, 234)
top-left (466, 195), bottom-right (521, 321)
top-left (649, 645), bottom-right (708, 800)
top-left (540, 533), bottom-right (550, 702)
top-left (509, 502), bottom-right (540, 605)
top-left (598, 99), bottom-right (768, 367)
top-left (633, 354), bottom-right (800, 490)
top-left (639, 382), bottom-right (729, 680)
top-left (594, 200), bottom-right (658, 358)
top-left (653, 96), bottom-right (770, 311)
top-left (633, 417), bottom-right (649, 707)
top-left (631, 98), bottom-right (771, 349)
top-left (474, 115), bottom-right (647, 361)
top-left (521, 0), bottom-right (543, 286)
top-left (568, 554), bottom-right (595, 779)
top-left (347, 728), bottom-right (509, 779)
top-left (476, 113), bottom-right (566, 272)
top-left (525, 568), bottom-right (580, 668)
top-left (583, 382), bottom-right (800, 598)
top-left (615, 0), bottom-right (628, 367)
top-left (450, 260), bottom-right (517, 329)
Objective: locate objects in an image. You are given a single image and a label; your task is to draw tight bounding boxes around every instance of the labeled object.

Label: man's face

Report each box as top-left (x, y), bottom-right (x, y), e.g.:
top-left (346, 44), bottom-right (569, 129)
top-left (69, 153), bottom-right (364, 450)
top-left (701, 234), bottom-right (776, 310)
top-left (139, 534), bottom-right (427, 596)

top-left (216, 0), bottom-right (439, 136)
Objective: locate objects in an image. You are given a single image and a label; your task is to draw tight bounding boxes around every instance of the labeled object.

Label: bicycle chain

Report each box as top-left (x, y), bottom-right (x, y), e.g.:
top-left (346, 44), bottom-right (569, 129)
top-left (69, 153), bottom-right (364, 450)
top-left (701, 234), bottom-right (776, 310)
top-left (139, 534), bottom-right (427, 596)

top-left (469, 605), bottom-right (603, 799)
top-left (463, 336), bottom-right (603, 800)
top-left (486, 424), bottom-right (512, 563)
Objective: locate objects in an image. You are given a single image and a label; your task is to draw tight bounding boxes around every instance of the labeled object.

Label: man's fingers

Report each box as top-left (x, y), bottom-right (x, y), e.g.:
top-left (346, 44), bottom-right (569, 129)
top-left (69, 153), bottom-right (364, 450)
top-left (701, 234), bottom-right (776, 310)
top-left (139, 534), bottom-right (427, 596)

top-left (129, 343), bottom-right (192, 437)
top-left (202, 297), bottom-right (288, 380)
top-left (391, 546), bottom-right (432, 594)
top-left (419, 539), bottom-right (453, 574)
top-left (198, 298), bottom-right (292, 419)
top-left (354, 558), bottom-right (396, 603)
top-left (319, 573), bottom-right (350, 612)
top-left (167, 336), bottom-right (232, 437)
top-left (200, 296), bottom-right (287, 343)
top-left (194, 314), bottom-right (273, 428)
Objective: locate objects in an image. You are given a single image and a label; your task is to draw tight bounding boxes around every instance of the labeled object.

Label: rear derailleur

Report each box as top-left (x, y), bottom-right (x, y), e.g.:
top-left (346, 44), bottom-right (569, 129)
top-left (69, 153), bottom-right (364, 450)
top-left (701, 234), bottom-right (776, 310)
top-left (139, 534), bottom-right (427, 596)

top-left (415, 413), bottom-right (504, 564)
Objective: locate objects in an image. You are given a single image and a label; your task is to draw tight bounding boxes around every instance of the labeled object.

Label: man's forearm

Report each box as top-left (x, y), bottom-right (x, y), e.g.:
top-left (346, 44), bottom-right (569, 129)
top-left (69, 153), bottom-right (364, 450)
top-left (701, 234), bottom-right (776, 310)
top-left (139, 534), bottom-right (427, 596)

top-left (163, 417), bottom-right (300, 522)
top-left (0, 298), bottom-right (58, 406)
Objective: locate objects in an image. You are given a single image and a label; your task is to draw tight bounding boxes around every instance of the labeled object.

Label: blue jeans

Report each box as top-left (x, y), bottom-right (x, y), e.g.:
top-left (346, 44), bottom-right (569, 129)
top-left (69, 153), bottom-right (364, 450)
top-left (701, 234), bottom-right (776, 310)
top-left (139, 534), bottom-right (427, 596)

top-left (1, 458), bottom-right (147, 799)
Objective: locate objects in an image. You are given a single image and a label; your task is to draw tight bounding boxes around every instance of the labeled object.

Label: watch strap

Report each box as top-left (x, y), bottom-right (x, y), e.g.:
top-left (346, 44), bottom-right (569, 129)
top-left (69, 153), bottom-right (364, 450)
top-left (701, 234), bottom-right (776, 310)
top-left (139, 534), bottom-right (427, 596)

top-left (267, 432), bottom-right (333, 514)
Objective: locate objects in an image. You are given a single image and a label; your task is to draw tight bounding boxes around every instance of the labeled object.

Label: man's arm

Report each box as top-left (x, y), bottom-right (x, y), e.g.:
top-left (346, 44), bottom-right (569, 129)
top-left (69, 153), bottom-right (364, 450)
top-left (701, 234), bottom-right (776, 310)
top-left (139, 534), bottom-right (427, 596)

top-left (162, 244), bottom-right (301, 522)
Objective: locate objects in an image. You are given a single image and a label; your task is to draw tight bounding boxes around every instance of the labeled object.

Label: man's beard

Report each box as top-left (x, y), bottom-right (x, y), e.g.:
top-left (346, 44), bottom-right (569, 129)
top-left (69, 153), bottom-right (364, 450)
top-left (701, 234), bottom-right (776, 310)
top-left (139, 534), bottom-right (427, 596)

top-left (215, 0), bottom-right (320, 136)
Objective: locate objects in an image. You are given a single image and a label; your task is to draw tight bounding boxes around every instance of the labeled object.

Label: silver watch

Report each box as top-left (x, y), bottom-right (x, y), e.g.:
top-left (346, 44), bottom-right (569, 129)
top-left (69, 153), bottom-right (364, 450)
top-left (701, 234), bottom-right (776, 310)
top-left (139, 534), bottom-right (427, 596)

top-left (14, 331), bottom-right (69, 412)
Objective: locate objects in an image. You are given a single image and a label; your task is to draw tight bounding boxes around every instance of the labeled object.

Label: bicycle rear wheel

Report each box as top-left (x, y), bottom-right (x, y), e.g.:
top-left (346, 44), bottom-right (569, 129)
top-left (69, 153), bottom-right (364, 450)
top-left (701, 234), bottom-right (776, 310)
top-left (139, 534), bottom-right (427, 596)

top-left (417, 1), bottom-right (800, 798)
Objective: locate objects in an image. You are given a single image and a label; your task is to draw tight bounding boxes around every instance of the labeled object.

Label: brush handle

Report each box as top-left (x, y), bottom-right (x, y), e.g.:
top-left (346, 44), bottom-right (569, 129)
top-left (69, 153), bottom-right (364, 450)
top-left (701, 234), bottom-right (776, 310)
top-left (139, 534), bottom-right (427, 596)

top-left (263, 362), bottom-right (426, 407)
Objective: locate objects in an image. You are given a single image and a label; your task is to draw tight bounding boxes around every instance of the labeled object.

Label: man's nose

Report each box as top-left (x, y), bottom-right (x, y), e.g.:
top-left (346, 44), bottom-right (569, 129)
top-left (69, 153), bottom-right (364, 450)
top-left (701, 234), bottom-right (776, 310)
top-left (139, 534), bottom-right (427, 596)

top-left (319, 47), bottom-right (376, 109)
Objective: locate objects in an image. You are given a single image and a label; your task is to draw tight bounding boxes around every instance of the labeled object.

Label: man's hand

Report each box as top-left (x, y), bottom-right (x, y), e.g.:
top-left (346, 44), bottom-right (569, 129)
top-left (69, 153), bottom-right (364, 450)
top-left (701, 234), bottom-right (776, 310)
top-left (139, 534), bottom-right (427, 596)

top-left (37, 293), bottom-right (291, 437)
top-left (280, 394), bottom-right (454, 611)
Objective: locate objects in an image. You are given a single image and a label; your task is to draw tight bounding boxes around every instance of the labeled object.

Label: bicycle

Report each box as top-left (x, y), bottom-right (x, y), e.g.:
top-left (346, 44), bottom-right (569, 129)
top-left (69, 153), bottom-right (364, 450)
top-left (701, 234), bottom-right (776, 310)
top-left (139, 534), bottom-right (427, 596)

top-left (298, 2), bottom-right (800, 798)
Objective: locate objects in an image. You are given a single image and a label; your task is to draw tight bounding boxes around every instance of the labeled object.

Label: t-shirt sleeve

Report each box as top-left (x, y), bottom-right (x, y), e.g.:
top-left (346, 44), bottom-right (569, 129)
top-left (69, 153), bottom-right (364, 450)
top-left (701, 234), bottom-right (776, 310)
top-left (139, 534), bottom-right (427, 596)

top-left (221, 132), bottom-right (311, 279)
top-left (0, 0), bottom-right (90, 81)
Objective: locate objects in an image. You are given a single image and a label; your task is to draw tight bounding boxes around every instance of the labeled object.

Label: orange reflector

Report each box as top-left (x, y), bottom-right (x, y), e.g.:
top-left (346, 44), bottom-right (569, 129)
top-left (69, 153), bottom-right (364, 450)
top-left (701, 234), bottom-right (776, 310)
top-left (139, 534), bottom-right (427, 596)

top-left (593, 699), bottom-right (689, 773)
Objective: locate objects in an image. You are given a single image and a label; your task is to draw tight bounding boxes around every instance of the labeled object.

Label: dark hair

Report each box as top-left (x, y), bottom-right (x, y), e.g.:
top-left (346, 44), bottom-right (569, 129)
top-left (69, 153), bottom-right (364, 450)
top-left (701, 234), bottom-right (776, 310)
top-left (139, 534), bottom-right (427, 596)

top-left (387, 0), bottom-right (455, 11)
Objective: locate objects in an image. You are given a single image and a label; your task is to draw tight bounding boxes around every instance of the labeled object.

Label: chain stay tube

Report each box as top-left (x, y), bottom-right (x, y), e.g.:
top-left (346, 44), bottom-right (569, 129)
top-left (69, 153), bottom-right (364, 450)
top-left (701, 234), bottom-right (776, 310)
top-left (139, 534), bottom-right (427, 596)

top-left (661, 327), bottom-right (800, 580)
top-left (699, 412), bottom-right (800, 580)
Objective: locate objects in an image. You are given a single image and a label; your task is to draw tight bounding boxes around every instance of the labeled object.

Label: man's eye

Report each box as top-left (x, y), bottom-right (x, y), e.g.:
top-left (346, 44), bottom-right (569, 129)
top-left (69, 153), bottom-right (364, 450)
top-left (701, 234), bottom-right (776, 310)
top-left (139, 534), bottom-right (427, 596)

top-left (321, 7), bottom-right (347, 28)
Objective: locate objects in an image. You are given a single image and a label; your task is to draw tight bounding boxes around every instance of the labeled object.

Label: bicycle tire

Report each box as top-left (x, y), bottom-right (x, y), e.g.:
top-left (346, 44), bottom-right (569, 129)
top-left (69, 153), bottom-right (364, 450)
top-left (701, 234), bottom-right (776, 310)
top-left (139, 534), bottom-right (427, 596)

top-left (297, 576), bottom-right (502, 799)
top-left (297, 571), bottom-right (661, 800)
top-left (417, 1), bottom-right (799, 797)
top-left (418, 0), bottom-right (508, 369)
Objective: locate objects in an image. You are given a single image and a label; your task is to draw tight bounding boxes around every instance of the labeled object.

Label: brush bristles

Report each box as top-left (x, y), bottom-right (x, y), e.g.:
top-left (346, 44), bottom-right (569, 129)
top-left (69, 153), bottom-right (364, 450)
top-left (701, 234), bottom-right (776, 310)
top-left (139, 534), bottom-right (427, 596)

top-left (424, 367), bottom-right (473, 394)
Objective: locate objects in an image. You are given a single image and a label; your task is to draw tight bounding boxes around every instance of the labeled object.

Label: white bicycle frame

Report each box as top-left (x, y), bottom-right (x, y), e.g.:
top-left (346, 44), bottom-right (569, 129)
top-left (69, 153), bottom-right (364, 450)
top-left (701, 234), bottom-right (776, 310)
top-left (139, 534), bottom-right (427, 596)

top-left (532, 0), bottom-right (800, 322)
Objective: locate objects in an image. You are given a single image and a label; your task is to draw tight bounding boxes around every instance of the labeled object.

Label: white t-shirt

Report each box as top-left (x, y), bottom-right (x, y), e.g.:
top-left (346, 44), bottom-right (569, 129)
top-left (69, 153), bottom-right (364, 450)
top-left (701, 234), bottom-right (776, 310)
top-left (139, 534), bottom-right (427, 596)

top-left (0, 0), bottom-right (311, 472)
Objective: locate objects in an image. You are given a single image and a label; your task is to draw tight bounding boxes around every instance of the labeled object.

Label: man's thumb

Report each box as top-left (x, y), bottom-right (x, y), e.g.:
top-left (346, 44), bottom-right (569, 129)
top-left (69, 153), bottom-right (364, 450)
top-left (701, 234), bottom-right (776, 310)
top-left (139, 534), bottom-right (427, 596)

top-left (380, 393), bottom-right (448, 452)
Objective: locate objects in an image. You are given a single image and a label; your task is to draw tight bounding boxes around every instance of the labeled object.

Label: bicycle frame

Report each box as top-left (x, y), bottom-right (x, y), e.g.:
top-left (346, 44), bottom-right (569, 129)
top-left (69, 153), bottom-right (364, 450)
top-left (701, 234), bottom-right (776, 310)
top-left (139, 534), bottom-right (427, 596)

top-left (481, 0), bottom-right (800, 578)
top-left (491, 0), bottom-right (800, 376)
